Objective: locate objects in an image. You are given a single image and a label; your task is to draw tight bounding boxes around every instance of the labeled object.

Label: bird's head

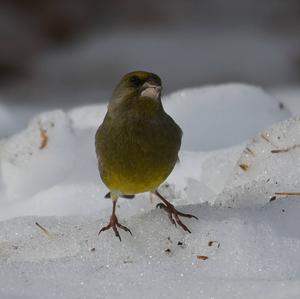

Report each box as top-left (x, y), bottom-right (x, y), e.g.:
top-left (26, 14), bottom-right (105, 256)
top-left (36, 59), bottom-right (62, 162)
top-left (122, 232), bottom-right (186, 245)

top-left (108, 71), bottom-right (163, 114)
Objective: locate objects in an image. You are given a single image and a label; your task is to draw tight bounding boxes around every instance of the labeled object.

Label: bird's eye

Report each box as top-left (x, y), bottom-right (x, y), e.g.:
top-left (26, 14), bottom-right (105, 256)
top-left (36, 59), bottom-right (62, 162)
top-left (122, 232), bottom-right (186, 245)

top-left (129, 76), bottom-right (141, 86)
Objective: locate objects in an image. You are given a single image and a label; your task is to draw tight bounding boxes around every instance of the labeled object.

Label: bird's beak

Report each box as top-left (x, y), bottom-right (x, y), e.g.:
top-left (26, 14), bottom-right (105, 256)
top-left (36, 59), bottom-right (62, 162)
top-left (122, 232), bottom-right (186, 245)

top-left (140, 82), bottom-right (162, 99)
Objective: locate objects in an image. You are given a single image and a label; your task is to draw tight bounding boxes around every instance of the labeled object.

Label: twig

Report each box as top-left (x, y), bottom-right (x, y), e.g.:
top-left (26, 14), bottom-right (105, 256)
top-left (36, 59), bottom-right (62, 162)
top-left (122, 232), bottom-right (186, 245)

top-left (35, 222), bottom-right (51, 237)
top-left (260, 134), bottom-right (279, 149)
top-left (271, 144), bottom-right (300, 154)
top-left (275, 192), bottom-right (300, 196)
top-left (239, 164), bottom-right (249, 171)
top-left (39, 127), bottom-right (48, 149)
top-left (245, 147), bottom-right (255, 157)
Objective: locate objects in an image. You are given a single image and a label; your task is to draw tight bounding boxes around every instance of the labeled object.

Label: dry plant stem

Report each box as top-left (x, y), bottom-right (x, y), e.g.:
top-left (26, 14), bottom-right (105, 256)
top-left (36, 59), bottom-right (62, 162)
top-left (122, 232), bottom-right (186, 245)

top-left (154, 190), bottom-right (198, 233)
top-left (260, 134), bottom-right (279, 148)
top-left (271, 144), bottom-right (300, 153)
top-left (98, 200), bottom-right (132, 241)
top-left (275, 192), bottom-right (300, 196)
top-left (39, 127), bottom-right (48, 149)
top-left (245, 147), bottom-right (255, 157)
top-left (35, 222), bottom-right (50, 237)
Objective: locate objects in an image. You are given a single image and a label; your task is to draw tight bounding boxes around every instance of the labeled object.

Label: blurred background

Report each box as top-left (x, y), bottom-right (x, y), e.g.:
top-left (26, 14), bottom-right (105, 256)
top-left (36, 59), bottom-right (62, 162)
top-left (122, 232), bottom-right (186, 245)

top-left (0, 0), bottom-right (300, 134)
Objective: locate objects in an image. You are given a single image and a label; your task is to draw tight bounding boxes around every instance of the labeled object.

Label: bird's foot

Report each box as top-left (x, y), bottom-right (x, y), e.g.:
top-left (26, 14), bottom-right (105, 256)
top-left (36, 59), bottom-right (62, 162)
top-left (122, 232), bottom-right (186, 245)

top-left (155, 191), bottom-right (198, 233)
top-left (98, 214), bottom-right (132, 241)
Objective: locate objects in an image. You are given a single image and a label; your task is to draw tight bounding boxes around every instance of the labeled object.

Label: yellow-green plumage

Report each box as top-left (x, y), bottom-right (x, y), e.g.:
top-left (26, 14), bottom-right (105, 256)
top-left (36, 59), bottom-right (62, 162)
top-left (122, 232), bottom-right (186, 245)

top-left (95, 71), bottom-right (182, 195)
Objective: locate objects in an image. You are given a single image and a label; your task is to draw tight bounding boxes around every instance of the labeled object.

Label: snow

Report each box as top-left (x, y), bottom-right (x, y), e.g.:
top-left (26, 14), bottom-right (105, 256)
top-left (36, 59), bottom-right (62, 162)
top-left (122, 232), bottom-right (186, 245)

top-left (0, 102), bottom-right (41, 139)
top-left (272, 86), bottom-right (300, 116)
top-left (164, 84), bottom-right (290, 150)
top-left (1, 84), bottom-right (300, 298)
top-left (220, 116), bottom-right (300, 208)
top-left (1, 200), bottom-right (300, 299)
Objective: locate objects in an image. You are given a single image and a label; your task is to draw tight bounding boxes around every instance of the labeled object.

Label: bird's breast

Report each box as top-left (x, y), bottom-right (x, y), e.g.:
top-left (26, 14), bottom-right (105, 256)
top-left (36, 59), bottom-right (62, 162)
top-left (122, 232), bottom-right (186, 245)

top-left (96, 112), bottom-right (181, 194)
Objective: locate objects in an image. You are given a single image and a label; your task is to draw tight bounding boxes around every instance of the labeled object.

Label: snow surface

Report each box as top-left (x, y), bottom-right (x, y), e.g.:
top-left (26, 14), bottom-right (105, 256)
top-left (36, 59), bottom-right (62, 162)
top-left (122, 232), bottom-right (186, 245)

top-left (272, 86), bottom-right (300, 116)
top-left (1, 84), bottom-right (300, 299)
top-left (164, 84), bottom-right (290, 150)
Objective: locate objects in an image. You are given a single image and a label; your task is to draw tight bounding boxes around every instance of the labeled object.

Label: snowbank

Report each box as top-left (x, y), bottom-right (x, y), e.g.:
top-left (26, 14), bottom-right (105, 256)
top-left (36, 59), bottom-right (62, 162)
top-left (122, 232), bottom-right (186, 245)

top-left (0, 84), bottom-right (290, 219)
top-left (164, 84), bottom-right (290, 150)
top-left (220, 116), bottom-right (300, 207)
top-left (1, 84), bottom-right (300, 298)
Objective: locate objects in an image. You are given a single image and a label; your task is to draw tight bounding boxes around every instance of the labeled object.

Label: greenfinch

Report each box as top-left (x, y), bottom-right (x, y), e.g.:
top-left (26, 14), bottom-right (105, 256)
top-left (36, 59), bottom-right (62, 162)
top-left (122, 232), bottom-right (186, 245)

top-left (95, 71), bottom-right (197, 241)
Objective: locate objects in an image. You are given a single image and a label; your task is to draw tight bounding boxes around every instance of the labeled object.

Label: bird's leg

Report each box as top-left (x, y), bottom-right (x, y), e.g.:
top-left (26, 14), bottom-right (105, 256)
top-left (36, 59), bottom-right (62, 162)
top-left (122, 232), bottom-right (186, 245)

top-left (154, 190), bottom-right (198, 233)
top-left (98, 199), bottom-right (132, 241)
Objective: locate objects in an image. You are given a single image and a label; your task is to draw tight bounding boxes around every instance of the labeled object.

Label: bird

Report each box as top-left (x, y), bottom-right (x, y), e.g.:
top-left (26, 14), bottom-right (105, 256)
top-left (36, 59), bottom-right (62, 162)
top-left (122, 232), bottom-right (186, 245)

top-left (95, 71), bottom-right (197, 241)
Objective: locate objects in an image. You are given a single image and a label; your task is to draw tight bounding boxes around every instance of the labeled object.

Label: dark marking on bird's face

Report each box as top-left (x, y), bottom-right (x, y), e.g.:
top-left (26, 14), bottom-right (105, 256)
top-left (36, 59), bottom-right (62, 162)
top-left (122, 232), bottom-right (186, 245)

top-left (129, 75), bottom-right (142, 87)
top-left (112, 71), bottom-right (162, 102)
top-left (125, 71), bottom-right (161, 90)
top-left (108, 71), bottom-right (164, 115)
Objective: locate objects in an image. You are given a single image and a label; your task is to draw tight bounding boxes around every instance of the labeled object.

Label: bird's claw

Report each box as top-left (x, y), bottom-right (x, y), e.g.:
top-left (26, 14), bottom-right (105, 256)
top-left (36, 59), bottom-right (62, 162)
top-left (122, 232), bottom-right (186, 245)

top-left (156, 198), bottom-right (198, 233)
top-left (156, 203), bottom-right (165, 209)
top-left (98, 215), bottom-right (132, 241)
